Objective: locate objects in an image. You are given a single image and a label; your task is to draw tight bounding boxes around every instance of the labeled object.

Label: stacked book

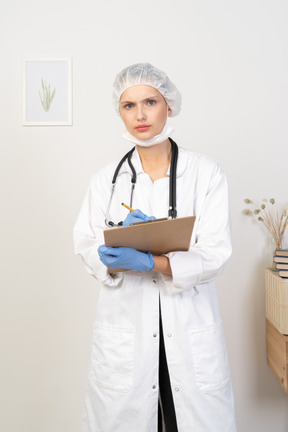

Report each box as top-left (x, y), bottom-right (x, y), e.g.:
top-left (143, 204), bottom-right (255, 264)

top-left (274, 250), bottom-right (288, 278)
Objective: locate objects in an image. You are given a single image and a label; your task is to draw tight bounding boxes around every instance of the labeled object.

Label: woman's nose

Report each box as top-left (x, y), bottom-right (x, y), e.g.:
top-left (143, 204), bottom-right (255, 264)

top-left (136, 105), bottom-right (146, 121)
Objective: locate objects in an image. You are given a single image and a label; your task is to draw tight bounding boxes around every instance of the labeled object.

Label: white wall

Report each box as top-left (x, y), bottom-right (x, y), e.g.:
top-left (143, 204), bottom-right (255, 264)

top-left (1, 0), bottom-right (288, 430)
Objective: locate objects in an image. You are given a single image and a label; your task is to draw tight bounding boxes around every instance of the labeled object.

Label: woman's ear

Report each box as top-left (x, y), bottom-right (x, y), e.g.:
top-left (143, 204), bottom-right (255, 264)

top-left (168, 106), bottom-right (172, 117)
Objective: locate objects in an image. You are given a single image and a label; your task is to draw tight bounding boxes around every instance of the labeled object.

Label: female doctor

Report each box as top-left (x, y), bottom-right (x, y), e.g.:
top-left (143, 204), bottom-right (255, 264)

top-left (73, 63), bottom-right (237, 432)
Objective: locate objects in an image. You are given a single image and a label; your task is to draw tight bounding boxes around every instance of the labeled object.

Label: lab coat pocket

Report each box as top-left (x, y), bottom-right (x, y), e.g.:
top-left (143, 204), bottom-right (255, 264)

top-left (91, 322), bottom-right (135, 392)
top-left (189, 322), bottom-right (230, 393)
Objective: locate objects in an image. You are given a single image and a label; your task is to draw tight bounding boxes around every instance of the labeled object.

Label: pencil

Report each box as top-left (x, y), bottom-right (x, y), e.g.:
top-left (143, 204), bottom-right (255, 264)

top-left (121, 202), bottom-right (134, 212)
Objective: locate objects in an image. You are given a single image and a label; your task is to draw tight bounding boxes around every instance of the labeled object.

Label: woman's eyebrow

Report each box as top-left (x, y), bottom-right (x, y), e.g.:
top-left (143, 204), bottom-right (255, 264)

top-left (144, 95), bottom-right (160, 100)
top-left (120, 95), bottom-right (160, 105)
top-left (120, 99), bottom-right (134, 105)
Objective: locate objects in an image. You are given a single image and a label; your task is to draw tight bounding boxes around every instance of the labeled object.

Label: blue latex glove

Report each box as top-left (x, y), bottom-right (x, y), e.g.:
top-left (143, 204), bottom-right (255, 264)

top-left (123, 209), bottom-right (156, 227)
top-left (98, 245), bottom-right (155, 272)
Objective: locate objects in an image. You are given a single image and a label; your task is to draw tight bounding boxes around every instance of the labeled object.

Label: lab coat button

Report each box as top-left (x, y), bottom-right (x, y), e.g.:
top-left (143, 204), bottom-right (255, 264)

top-left (152, 279), bottom-right (157, 284)
top-left (167, 333), bottom-right (172, 337)
top-left (152, 385), bottom-right (157, 389)
top-left (153, 333), bottom-right (157, 338)
top-left (175, 387), bottom-right (179, 392)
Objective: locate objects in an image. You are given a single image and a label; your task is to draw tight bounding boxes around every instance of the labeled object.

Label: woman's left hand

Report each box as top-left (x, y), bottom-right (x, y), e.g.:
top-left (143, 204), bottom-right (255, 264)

top-left (98, 245), bottom-right (155, 272)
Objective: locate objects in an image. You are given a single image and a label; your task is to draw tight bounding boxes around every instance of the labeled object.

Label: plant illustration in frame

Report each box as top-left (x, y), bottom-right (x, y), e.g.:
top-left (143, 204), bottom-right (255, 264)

top-left (39, 78), bottom-right (56, 112)
top-left (22, 58), bottom-right (72, 126)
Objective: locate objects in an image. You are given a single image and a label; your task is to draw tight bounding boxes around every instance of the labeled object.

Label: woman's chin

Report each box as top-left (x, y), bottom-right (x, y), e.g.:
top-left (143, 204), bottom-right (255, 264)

top-left (132, 132), bottom-right (153, 140)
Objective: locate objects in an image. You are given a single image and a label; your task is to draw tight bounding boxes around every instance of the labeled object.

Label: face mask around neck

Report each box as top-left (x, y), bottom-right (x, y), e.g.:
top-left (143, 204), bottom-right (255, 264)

top-left (122, 123), bottom-right (174, 147)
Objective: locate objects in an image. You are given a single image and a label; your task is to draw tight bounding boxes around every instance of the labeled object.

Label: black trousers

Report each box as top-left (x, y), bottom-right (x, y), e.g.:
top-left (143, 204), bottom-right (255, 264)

top-left (158, 303), bottom-right (178, 432)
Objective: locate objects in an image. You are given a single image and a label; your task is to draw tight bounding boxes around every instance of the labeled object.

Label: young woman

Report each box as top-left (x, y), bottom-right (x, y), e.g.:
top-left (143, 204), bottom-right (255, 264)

top-left (74, 63), bottom-right (237, 432)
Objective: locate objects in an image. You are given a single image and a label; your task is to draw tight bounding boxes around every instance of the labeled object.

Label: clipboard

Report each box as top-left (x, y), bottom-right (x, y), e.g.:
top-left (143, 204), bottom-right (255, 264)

top-left (104, 216), bottom-right (195, 257)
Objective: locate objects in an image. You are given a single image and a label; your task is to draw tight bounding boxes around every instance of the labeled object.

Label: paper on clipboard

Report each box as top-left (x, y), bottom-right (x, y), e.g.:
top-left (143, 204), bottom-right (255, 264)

top-left (104, 216), bottom-right (195, 256)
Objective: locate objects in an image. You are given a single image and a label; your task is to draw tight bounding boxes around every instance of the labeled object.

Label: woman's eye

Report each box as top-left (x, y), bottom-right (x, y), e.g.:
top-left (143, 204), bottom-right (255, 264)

top-left (124, 103), bottom-right (134, 109)
top-left (147, 100), bottom-right (156, 106)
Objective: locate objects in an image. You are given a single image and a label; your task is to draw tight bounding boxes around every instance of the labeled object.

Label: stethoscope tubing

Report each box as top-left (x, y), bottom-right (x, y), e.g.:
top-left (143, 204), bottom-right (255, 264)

top-left (169, 139), bottom-right (178, 219)
top-left (105, 138), bottom-right (178, 227)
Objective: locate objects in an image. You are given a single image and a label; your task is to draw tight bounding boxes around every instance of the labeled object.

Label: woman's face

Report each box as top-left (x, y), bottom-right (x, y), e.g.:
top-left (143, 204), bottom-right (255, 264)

top-left (119, 85), bottom-right (172, 140)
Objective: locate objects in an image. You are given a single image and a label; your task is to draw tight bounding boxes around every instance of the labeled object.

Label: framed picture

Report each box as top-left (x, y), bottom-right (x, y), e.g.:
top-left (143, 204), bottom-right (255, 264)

top-left (22, 57), bottom-right (72, 126)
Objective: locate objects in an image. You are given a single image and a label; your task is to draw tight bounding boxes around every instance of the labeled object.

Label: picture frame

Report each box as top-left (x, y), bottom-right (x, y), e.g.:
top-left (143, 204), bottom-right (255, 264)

top-left (22, 57), bottom-right (72, 126)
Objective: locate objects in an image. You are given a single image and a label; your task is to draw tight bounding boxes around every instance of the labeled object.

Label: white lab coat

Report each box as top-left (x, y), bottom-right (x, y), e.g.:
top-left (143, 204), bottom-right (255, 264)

top-left (73, 146), bottom-right (237, 432)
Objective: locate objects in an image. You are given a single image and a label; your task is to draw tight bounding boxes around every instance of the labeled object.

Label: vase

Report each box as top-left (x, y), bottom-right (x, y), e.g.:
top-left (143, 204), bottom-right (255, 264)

top-left (271, 235), bottom-right (283, 270)
top-left (274, 235), bottom-right (283, 250)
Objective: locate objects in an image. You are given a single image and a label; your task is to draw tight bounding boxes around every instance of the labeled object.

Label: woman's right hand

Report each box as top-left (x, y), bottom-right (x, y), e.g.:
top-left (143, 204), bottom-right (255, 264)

top-left (123, 209), bottom-right (156, 226)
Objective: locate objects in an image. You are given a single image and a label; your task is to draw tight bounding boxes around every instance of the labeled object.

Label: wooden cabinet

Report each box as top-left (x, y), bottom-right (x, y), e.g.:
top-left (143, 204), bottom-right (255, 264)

top-left (266, 319), bottom-right (288, 393)
top-left (265, 269), bottom-right (288, 334)
top-left (265, 269), bottom-right (288, 392)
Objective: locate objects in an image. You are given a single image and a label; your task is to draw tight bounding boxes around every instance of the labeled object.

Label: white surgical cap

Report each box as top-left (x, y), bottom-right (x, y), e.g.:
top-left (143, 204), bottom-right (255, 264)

top-left (112, 63), bottom-right (181, 117)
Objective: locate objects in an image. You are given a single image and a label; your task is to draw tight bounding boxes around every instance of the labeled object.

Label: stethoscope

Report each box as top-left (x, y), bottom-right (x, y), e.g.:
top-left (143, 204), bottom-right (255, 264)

top-left (105, 137), bottom-right (178, 227)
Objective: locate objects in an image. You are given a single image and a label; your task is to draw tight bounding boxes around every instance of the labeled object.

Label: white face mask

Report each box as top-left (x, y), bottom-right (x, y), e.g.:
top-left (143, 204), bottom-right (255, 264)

top-left (122, 123), bottom-right (174, 147)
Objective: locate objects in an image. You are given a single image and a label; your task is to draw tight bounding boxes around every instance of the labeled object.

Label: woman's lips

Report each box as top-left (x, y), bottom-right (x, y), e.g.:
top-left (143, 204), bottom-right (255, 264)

top-left (135, 125), bottom-right (151, 132)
